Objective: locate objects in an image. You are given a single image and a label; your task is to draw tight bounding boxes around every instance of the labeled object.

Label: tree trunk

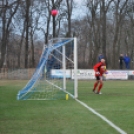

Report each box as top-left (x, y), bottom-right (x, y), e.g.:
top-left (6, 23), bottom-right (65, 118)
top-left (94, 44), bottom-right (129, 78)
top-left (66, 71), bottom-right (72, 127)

top-left (25, 0), bottom-right (30, 68)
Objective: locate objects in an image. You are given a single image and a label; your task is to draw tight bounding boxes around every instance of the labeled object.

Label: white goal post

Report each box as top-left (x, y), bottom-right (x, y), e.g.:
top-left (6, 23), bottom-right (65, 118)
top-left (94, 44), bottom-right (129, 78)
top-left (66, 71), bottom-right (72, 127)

top-left (17, 37), bottom-right (78, 100)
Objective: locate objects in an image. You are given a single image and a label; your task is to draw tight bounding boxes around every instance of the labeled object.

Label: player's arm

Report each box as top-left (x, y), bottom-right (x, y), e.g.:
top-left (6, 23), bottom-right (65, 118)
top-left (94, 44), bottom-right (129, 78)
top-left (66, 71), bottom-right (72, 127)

top-left (93, 62), bottom-right (102, 71)
top-left (93, 63), bottom-right (102, 75)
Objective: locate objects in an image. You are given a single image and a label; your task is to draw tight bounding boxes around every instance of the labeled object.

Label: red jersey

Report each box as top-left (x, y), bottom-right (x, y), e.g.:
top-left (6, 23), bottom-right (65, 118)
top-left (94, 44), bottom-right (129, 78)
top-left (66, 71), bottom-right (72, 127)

top-left (93, 62), bottom-right (106, 76)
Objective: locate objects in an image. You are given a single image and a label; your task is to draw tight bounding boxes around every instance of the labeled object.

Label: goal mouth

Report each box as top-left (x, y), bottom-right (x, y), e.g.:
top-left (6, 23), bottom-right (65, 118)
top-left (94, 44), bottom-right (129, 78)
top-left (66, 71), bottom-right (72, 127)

top-left (17, 38), bottom-right (78, 100)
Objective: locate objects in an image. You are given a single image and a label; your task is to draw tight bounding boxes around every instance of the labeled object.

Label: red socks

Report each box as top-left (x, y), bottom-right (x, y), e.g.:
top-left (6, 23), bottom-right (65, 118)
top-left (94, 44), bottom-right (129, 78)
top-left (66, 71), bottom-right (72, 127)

top-left (94, 82), bottom-right (103, 93)
top-left (98, 83), bottom-right (103, 92)
top-left (94, 82), bottom-right (98, 90)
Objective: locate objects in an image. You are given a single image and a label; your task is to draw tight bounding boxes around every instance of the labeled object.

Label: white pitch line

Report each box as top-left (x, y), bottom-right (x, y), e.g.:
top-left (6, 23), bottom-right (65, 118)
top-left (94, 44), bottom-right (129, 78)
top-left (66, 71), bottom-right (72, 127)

top-left (75, 99), bottom-right (127, 134)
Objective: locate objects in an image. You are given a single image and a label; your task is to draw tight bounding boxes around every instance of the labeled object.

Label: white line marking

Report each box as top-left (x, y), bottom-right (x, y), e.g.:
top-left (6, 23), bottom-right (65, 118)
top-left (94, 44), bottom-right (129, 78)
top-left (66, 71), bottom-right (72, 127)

top-left (75, 99), bottom-right (127, 134)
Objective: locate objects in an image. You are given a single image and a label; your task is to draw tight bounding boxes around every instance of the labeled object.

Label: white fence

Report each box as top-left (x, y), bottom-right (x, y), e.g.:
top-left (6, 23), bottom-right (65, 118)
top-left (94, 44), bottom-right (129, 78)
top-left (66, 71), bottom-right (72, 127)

top-left (1, 68), bottom-right (134, 80)
top-left (52, 69), bottom-right (134, 80)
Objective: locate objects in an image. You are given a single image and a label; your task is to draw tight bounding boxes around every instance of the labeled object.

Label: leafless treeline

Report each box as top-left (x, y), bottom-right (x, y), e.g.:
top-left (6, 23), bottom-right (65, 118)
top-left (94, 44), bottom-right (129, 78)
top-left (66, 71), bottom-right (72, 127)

top-left (0, 0), bottom-right (134, 69)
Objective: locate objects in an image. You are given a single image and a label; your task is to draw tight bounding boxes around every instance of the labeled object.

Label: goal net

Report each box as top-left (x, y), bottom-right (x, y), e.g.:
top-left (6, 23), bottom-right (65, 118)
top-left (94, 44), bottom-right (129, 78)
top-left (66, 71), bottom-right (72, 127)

top-left (17, 38), bottom-right (78, 100)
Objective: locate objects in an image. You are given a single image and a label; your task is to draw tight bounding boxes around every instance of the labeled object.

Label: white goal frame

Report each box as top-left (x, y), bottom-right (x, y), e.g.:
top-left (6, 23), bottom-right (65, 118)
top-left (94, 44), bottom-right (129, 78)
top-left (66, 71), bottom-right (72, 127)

top-left (17, 37), bottom-right (78, 100)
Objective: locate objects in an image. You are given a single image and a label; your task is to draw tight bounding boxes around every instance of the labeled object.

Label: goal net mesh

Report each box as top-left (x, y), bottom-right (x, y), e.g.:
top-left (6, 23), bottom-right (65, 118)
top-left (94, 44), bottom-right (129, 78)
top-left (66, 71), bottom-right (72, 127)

top-left (17, 38), bottom-right (78, 100)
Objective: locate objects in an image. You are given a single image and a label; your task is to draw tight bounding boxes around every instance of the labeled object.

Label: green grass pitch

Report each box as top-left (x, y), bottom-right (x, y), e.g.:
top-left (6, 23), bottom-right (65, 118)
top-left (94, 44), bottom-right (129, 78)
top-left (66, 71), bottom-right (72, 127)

top-left (0, 80), bottom-right (134, 134)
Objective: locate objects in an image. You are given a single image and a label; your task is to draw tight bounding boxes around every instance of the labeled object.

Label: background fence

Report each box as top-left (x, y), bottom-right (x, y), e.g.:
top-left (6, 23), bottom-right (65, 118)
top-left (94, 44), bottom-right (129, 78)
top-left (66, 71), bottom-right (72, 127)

top-left (1, 68), bottom-right (134, 80)
top-left (0, 68), bottom-right (35, 80)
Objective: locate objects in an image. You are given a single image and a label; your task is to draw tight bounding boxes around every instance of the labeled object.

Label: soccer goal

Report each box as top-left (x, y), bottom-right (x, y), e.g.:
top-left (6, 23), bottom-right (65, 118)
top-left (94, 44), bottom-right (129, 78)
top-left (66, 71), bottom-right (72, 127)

top-left (17, 38), bottom-right (78, 100)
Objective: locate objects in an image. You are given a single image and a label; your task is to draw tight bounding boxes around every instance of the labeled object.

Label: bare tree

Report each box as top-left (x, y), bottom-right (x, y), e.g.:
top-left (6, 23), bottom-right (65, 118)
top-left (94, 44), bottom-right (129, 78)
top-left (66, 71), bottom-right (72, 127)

top-left (111, 0), bottom-right (128, 68)
top-left (100, 0), bottom-right (113, 67)
top-left (65, 0), bottom-right (73, 37)
top-left (0, 0), bottom-right (21, 69)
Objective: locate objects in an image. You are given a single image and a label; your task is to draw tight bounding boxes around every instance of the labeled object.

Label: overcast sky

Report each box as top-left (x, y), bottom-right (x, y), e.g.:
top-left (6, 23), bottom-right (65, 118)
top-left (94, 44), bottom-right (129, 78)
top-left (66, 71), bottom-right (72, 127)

top-left (72, 0), bottom-right (86, 19)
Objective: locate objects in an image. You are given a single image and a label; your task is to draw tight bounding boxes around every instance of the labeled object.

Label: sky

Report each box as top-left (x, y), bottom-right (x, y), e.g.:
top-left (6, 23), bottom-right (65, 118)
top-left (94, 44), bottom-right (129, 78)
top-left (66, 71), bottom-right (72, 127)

top-left (72, 0), bottom-right (86, 19)
top-left (74, 0), bottom-right (83, 5)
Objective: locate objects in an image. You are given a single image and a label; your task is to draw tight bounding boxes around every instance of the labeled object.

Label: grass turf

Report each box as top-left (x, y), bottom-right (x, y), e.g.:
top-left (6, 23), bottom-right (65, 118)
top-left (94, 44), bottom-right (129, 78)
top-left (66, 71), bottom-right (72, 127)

top-left (0, 80), bottom-right (134, 134)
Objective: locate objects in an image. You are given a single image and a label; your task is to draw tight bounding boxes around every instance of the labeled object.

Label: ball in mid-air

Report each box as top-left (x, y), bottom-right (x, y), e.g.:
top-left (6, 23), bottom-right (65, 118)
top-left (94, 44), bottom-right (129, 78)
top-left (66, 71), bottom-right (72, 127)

top-left (51, 9), bottom-right (58, 16)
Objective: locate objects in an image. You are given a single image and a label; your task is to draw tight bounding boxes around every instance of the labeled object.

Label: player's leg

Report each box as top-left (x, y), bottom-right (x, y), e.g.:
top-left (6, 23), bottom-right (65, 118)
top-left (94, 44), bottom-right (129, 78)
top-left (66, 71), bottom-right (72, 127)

top-left (96, 76), bottom-right (103, 94)
top-left (126, 63), bottom-right (129, 69)
top-left (125, 63), bottom-right (127, 69)
top-left (93, 76), bottom-right (100, 93)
